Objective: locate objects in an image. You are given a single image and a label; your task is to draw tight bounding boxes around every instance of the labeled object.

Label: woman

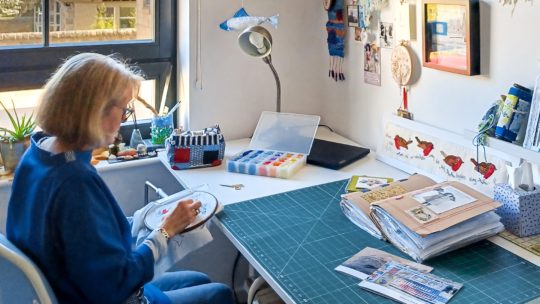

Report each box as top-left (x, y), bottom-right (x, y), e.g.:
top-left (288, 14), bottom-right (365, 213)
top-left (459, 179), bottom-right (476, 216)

top-left (6, 53), bottom-right (234, 304)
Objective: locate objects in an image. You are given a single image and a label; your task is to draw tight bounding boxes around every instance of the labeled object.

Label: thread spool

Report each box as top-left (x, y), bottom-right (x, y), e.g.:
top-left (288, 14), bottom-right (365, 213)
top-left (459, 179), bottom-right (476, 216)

top-left (495, 83), bottom-right (533, 142)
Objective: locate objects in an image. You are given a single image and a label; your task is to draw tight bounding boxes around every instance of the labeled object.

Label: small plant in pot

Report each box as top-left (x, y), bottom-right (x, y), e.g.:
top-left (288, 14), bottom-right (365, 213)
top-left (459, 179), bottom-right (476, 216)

top-left (0, 100), bottom-right (36, 172)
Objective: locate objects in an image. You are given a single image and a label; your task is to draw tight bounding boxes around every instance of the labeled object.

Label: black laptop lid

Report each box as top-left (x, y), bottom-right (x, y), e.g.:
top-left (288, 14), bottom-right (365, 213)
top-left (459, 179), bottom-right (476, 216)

top-left (307, 139), bottom-right (370, 170)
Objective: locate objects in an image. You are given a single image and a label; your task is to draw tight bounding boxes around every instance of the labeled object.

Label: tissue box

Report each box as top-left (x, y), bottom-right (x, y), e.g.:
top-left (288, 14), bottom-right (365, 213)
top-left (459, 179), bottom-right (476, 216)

top-left (494, 183), bottom-right (540, 237)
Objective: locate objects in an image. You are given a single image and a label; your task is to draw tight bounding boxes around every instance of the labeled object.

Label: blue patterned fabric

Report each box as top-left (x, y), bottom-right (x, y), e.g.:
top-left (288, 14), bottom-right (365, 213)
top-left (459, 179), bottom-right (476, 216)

top-left (495, 183), bottom-right (540, 237)
top-left (326, 0), bottom-right (345, 58)
top-left (166, 125), bottom-right (225, 170)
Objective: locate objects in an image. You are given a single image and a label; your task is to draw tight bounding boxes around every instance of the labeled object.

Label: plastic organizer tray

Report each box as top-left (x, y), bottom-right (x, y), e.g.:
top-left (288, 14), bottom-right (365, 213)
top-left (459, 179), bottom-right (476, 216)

top-left (227, 149), bottom-right (306, 178)
top-left (226, 112), bottom-right (320, 179)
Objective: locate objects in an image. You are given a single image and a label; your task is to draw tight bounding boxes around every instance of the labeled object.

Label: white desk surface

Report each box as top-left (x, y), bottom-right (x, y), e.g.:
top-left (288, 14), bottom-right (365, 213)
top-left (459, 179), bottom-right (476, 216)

top-left (157, 128), bottom-right (540, 303)
top-left (158, 128), bottom-right (409, 206)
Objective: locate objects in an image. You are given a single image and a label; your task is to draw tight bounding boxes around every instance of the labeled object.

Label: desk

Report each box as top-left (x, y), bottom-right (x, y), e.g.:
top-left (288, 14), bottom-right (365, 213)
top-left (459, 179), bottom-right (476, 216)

top-left (159, 129), bottom-right (540, 303)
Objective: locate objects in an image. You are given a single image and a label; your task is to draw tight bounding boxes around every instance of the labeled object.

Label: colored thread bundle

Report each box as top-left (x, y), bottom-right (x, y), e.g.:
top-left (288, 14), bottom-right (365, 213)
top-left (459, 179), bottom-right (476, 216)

top-left (227, 149), bottom-right (306, 179)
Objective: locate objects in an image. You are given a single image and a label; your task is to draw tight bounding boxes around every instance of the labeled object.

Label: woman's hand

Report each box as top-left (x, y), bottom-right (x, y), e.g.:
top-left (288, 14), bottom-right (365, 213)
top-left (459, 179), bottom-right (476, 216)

top-left (160, 199), bottom-right (202, 237)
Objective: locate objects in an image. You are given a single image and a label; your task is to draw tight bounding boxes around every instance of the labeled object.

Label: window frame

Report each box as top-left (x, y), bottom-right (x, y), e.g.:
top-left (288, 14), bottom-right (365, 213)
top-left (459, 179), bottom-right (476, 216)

top-left (0, 1), bottom-right (176, 95)
top-left (0, 0), bottom-right (177, 140)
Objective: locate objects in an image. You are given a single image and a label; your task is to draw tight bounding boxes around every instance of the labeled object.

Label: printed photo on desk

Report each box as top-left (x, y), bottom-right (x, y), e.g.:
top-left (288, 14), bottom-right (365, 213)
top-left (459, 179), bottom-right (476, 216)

top-left (359, 261), bottom-right (462, 304)
top-left (346, 175), bottom-right (394, 193)
top-left (335, 247), bottom-right (433, 280)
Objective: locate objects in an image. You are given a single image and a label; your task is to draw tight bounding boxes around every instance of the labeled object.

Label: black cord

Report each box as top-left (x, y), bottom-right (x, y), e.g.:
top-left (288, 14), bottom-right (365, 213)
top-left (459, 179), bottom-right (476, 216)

top-left (318, 124), bottom-right (335, 132)
top-left (232, 250), bottom-right (241, 304)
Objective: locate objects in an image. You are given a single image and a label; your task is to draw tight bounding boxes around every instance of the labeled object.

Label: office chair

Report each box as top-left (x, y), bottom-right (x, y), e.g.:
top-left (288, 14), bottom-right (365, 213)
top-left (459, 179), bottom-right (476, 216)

top-left (0, 233), bottom-right (58, 304)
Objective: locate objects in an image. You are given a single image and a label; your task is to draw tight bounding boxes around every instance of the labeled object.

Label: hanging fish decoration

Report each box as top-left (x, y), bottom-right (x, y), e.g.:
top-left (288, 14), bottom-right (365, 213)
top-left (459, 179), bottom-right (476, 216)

top-left (326, 0), bottom-right (345, 81)
top-left (219, 8), bottom-right (278, 32)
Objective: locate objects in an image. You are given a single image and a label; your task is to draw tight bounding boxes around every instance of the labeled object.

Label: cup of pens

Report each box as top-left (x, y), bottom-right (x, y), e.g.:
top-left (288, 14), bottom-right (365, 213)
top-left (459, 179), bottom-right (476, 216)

top-left (150, 115), bottom-right (174, 145)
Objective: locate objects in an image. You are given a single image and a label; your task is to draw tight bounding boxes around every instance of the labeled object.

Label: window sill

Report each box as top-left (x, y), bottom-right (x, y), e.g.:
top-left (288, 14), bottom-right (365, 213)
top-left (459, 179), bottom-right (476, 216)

top-left (0, 155), bottom-right (162, 189)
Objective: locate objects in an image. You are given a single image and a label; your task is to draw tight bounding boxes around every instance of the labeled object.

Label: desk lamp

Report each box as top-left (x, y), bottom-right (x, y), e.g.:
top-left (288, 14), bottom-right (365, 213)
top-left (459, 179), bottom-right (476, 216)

top-left (238, 25), bottom-right (281, 112)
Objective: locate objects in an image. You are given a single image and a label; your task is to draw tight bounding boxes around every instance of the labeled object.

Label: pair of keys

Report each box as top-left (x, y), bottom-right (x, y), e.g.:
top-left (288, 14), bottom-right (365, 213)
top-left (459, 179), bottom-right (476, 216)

top-left (219, 183), bottom-right (244, 190)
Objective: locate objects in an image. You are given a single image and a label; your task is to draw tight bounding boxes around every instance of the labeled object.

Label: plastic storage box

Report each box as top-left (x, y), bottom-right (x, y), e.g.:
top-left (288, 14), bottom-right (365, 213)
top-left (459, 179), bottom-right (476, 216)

top-left (227, 112), bottom-right (320, 178)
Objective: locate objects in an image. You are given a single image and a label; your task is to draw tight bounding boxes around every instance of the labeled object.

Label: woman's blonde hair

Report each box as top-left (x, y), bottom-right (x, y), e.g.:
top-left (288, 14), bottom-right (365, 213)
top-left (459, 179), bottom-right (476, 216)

top-left (36, 53), bottom-right (143, 150)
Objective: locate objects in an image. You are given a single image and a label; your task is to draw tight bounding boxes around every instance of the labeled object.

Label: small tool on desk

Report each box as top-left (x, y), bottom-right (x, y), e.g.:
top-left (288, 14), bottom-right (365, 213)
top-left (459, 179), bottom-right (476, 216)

top-left (219, 184), bottom-right (244, 190)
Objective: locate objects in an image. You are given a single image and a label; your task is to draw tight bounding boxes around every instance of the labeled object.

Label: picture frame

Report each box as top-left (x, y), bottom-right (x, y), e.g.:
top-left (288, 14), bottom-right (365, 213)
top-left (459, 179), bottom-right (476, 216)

top-left (421, 0), bottom-right (479, 75)
top-left (347, 5), bottom-right (360, 27)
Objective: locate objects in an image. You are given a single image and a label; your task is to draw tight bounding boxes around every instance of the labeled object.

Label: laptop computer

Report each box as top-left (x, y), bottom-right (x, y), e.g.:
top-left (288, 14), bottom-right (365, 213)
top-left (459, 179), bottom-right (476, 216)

top-left (307, 138), bottom-right (370, 170)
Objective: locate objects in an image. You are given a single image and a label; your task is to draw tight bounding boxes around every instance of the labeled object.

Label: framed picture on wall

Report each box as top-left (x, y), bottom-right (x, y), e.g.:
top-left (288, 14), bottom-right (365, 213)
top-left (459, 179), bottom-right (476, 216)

top-left (347, 5), bottom-right (360, 27)
top-left (421, 0), bottom-right (479, 75)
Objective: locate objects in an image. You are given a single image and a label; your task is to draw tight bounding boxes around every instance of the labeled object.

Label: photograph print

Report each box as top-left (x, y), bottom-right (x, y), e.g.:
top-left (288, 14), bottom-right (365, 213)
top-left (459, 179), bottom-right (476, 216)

top-left (379, 22), bottom-right (394, 48)
top-left (335, 247), bottom-right (433, 280)
top-left (347, 5), bottom-right (360, 27)
top-left (412, 185), bottom-right (476, 214)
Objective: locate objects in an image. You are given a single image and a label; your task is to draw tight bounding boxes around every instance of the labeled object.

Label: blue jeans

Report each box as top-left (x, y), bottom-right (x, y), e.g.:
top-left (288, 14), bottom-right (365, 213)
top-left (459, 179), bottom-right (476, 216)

top-left (149, 271), bottom-right (234, 304)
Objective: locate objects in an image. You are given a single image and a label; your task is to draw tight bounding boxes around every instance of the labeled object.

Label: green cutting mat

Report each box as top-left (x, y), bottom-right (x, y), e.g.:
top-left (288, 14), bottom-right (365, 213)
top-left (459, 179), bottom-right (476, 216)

top-left (217, 180), bottom-right (540, 304)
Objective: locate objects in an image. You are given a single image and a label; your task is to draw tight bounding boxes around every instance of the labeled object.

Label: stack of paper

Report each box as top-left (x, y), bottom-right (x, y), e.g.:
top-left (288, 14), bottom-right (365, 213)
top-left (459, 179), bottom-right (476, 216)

top-left (339, 174), bottom-right (504, 262)
top-left (370, 180), bottom-right (504, 262)
top-left (340, 174), bottom-right (437, 239)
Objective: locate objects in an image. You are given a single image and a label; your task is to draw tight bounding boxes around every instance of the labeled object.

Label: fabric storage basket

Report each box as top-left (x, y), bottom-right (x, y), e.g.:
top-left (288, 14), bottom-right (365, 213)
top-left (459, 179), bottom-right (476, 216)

top-left (165, 125), bottom-right (225, 170)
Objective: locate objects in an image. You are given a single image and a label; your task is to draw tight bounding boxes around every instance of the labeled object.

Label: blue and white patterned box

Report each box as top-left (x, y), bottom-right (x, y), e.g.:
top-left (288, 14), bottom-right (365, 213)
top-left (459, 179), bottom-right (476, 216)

top-left (494, 183), bottom-right (540, 237)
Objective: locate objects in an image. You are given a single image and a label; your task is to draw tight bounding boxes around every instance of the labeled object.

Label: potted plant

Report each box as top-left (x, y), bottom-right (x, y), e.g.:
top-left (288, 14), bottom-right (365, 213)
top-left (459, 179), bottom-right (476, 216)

top-left (0, 99), bottom-right (36, 172)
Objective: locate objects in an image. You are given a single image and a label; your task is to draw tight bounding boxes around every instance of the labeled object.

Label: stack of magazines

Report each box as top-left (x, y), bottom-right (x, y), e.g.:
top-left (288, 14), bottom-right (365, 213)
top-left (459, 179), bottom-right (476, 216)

top-left (340, 174), bottom-right (504, 262)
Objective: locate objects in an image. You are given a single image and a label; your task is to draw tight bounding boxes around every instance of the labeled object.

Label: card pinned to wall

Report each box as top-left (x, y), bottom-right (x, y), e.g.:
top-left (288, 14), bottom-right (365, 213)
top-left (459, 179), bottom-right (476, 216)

top-left (364, 43), bottom-right (381, 86)
top-left (396, 1), bottom-right (415, 41)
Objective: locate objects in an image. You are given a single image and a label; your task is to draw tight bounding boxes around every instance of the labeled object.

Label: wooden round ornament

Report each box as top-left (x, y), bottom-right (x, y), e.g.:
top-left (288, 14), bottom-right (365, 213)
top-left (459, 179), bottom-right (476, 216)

top-left (390, 43), bottom-right (413, 86)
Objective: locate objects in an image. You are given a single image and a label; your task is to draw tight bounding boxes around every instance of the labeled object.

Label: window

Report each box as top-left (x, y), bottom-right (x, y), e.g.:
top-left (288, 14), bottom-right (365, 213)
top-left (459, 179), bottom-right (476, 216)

top-left (34, 0), bottom-right (61, 32)
top-left (0, 79), bottom-right (157, 127)
top-left (0, 0), bottom-right (176, 134)
top-left (94, 5), bottom-right (115, 30)
top-left (119, 7), bottom-right (135, 29)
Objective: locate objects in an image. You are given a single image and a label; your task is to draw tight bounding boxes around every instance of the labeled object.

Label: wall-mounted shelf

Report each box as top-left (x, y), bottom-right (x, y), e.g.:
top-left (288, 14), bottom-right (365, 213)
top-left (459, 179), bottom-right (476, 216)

top-left (463, 129), bottom-right (540, 165)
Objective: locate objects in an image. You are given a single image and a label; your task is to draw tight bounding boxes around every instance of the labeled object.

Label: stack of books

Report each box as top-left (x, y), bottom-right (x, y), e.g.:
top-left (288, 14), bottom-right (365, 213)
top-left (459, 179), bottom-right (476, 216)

top-left (340, 174), bottom-right (504, 262)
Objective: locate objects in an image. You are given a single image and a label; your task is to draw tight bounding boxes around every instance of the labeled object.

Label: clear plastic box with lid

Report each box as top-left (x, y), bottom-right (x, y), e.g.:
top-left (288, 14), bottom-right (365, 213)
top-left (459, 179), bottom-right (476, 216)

top-left (227, 111), bottom-right (320, 178)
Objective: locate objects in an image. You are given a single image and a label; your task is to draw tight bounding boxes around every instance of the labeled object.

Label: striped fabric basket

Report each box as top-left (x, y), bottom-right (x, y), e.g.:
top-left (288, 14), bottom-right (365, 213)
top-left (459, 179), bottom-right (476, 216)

top-left (165, 125), bottom-right (225, 170)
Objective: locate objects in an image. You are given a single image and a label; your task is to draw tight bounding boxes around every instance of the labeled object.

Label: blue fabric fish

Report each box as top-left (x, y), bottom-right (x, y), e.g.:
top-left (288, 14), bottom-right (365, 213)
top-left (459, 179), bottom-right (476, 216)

top-left (219, 8), bottom-right (278, 32)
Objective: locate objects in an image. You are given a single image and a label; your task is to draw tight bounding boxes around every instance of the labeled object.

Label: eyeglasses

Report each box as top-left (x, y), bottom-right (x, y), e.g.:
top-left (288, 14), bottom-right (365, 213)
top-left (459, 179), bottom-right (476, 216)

top-left (120, 106), bottom-right (134, 123)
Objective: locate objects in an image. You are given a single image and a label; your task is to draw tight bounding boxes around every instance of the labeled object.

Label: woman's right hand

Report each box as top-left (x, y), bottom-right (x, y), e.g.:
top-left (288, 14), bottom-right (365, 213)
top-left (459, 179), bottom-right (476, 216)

top-left (160, 199), bottom-right (202, 237)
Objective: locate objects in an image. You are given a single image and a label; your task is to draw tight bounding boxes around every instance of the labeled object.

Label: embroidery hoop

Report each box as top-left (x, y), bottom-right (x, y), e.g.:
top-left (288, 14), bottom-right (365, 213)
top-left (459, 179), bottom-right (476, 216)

top-left (391, 42), bottom-right (413, 119)
top-left (143, 190), bottom-right (219, 234)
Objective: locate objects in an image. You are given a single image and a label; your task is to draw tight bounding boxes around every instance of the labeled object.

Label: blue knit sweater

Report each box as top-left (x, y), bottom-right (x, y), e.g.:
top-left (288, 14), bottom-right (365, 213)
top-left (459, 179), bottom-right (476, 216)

top-left (7, 132), bottom-right (169, 304)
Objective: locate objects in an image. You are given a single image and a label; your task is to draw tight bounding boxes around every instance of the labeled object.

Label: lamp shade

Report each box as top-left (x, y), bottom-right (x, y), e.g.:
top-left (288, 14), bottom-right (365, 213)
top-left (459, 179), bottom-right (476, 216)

top-left (238, 25), bottom-right (272, 58)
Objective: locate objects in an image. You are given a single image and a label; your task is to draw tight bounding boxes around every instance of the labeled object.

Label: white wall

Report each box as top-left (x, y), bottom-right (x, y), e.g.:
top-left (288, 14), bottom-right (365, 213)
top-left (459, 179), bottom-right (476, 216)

top-left (179, 0), bottom-right (327, 140)
top-left (322, 0), bottom-right (540, 151)
top-left (182, 0), bottom-right (540, 155)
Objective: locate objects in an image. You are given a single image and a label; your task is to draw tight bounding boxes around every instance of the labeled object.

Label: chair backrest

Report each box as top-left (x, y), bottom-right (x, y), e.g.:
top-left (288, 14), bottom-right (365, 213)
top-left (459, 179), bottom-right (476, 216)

top-left (0, 234), bottom-right (57, 304)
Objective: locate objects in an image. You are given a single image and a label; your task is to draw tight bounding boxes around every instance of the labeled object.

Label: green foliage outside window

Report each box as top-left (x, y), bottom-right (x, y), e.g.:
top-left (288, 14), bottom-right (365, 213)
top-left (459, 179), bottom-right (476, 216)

top-left (93, 4), bottom-right (114, 30)
top-left (0, 0), bottom-right (24, 18)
